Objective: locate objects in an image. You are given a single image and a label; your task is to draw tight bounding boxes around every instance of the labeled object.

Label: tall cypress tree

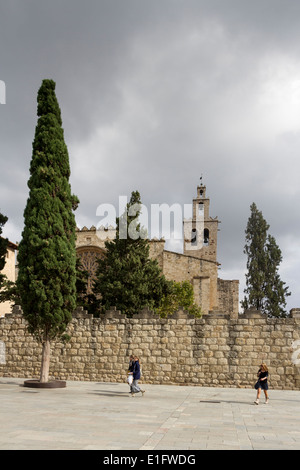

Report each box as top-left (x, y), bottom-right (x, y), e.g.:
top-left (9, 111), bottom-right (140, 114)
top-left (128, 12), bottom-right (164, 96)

top-left (242, 203), bottom-right (290, 317)
top-left (264, 234), bottom-right (291, 317)
top-left (17, 79), bottom-right (79, 383)
top-left (242, 203), bottom-right (269, 312)
top-left (94, 191), bottom-right (171, 316)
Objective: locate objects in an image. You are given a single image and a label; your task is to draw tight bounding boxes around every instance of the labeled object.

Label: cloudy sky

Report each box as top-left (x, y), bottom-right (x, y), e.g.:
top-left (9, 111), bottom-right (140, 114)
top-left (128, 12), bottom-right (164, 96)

top-left (1, 0), bottom-right (300, 311)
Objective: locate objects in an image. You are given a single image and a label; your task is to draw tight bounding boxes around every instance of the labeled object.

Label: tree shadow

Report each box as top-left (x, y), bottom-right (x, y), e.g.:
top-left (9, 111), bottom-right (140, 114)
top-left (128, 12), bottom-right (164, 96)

top-left (90, 389), bottom-right (130, 398)
top-left (0, 380), bottom-right (22, 385)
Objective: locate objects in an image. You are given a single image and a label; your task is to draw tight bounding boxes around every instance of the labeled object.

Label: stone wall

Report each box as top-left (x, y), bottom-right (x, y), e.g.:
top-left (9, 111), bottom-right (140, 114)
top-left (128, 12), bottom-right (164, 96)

top-left (0, 306), bottom-right (300, 389)
top-left (160, 250), bottom-right (219, 314)
top-left (217, 279), bottom-right (240, 317)
top-left (75, 228), bottom-right (240, 316)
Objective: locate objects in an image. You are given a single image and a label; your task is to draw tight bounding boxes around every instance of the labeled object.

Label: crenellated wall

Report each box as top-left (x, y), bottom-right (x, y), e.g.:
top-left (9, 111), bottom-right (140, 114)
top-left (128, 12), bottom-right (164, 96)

top-left (0, 305), bottom-right (300, 389)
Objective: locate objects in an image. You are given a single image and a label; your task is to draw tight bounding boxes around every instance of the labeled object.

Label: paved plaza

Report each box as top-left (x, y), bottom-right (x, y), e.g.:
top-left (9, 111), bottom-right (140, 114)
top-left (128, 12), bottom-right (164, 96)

top-left (0, 377), bottom-right (300, 450)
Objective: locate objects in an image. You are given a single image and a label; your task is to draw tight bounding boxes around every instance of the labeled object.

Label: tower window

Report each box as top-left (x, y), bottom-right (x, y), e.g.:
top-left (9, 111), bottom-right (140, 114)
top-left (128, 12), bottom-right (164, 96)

top-left (198, 202), bottom-right (204, 214)
top-left (204, 228), bottom-right (209, 246)
top-left (191, 229), bottom-right (197, 246)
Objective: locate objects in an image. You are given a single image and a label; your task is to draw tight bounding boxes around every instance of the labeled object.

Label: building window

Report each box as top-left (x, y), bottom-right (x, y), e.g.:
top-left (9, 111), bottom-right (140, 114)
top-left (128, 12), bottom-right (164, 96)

top-left (191, 229), bottom-right (197, 246)
top-left (204, 228), bottom-right (209, 246)
top-left (76, 247), bottom-right (104, 294)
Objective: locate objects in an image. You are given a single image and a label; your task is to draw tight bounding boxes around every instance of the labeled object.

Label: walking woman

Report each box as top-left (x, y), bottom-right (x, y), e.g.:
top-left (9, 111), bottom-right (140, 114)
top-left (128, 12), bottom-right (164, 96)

top-left (130, 356), bottom-right (145, 397)
top-left (254, 363), bottom-right (269, 404)
top-left (127, 354), bottom-right (134, 392)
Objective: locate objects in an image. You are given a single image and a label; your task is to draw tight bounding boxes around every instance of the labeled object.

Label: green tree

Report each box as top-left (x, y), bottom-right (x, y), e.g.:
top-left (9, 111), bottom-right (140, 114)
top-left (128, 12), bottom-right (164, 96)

top-left (0, 211), bottom-right (9, 288)
top-left (242, 203), bottom-right (290, 317)
top-left (17, 79), bottom-right (79, 383)
top-left (155, 280), bottom-right (202, 318)
top-left (264, 234), bottom-right (291, 317)
top-left (94, 191), bottom-right (172, 316)
top-left (0, 277), bottom-right (20, 305)
top-left (242, 203), bottom-right (269, 312)
top-left (0, 212), bottom-right (20, 305)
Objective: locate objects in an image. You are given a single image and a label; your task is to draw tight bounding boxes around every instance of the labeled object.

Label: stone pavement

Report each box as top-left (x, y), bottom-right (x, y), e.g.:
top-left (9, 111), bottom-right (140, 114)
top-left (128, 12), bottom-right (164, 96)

top-left (0, 377), bottom-right (300, 450)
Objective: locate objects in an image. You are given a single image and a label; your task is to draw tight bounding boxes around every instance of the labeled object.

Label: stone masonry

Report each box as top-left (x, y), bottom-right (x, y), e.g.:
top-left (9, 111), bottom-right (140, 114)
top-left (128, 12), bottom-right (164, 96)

top-left (76, 184), bottom-right (239, 316)
top-left (0, 305), bottom-right (300, 390)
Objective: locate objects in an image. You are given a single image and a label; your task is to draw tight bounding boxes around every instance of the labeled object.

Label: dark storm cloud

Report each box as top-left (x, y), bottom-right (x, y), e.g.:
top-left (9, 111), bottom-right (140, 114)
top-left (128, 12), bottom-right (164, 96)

top-left (1, 0), bottom-right (300, 310)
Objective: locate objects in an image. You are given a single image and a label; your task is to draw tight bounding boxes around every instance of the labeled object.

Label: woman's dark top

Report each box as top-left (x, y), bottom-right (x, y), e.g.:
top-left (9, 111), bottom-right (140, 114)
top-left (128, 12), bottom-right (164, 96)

top-left (132, 361), bottom-right (141, 380)
top-left (258, 370), bottom-right (268, 381)
top-left (257, 370), bottom-right (268, 389)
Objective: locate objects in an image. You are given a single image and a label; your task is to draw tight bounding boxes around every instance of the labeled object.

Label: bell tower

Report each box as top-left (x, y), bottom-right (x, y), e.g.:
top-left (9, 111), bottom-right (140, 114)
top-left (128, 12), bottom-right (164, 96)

top-left (183, 182), bottom-right (219, 262)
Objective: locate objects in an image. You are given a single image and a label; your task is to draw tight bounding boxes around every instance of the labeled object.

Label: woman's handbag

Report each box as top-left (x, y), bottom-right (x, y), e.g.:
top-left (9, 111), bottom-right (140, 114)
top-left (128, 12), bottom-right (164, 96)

top-left (254, 380), bottom-right (260, 390)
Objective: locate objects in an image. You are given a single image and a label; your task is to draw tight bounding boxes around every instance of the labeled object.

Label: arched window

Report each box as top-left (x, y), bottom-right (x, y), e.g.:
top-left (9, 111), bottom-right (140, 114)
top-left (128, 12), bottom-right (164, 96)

top-left (204, 228), bottom-right (209, 246)
top-left (198, 202), bottom-right (204, 214)
top-left (76, 246), bottom-right (105, 294)
top-left (191, 228), bottom-right (197, 246)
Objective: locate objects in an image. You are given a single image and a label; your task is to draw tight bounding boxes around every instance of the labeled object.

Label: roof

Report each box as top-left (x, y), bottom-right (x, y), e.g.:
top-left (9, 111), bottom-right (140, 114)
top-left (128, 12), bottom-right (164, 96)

top-left (7, 241), bottom-right (18, 250)
top-left (0, 237), bottom-right (18, 250)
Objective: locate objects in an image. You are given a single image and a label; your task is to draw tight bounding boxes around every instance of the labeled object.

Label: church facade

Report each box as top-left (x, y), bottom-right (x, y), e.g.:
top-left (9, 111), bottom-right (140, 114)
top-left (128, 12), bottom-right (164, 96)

top-left (76, 184), bottom-right (239, 316)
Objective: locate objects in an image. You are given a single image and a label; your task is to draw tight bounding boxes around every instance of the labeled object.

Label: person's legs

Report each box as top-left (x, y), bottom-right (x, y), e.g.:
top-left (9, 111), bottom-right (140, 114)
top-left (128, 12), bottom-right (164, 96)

top-left (263, 389), bottom-right (269, 403)
top-left (131, 379), bottom-right (141, 395)
top-left (254, 387), bottom-right (261, 404)
top-left (131, 379), bottom-right (145, 396)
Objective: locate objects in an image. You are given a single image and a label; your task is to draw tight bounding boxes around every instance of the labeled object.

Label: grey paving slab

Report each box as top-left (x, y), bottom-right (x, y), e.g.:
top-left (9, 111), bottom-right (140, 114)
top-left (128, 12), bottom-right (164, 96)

top-left (0, 377), bottom-right (300, 450)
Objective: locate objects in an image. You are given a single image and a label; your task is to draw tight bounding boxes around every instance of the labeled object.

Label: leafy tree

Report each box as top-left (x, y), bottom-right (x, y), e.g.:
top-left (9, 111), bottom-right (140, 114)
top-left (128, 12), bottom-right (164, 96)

top-left (155, 280), bottom-right (202, 317)
top-left (0, 278), bottom-right (20, 305)
top-left (242, 203), bottom-right (269, 312)
top-left (242, 203), bottom-right (290, 317)
top-left (94, 190), bottom-right (172, 316)
top-left (0, 213), bottom-right (20, 305)
top-left (17, 79), bottom-right (79, 383)
top-left (0, 211), bottom-right (9, 289)
top-left (264, 234), bottom-right (291, 317)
